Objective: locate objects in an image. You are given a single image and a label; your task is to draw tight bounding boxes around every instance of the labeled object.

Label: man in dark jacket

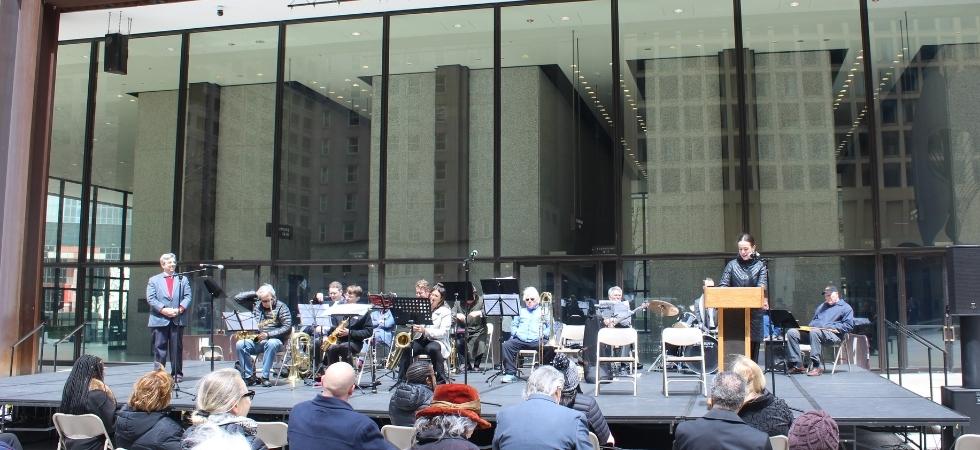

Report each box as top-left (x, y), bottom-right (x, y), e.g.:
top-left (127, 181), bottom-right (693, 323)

top-left (388, 360), bottom-right (435, 426)
top-left (288, 362), bottom-right (396, 450)
top-left (552, 354), bottom-right (612, 446)
top-left (236, 284), bottom-right (292, 387)
top-left (786, 284), bottom-right (855, 376)
top-left (672, 372), bottom-right (773, 450)
top-left (322, 285), bottom-right (375, 368)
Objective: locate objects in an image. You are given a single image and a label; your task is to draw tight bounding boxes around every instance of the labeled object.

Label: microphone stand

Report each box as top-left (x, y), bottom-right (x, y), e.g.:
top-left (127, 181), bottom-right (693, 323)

top-left (460, 253), bottom-right (476, 386)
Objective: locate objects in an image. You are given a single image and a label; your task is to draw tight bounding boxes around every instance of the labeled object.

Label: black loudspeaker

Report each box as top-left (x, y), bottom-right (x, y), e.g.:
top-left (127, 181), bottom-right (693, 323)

top-left (104, 33), bottom-right (128, 75)
top-left (947, 245), bottom-right (980, 316)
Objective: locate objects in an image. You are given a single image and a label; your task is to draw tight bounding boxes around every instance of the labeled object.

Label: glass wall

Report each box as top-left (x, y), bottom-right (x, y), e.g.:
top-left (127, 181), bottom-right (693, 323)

top-left (281, 19), bottom-right (382, 261)
top-left (43, 0), bottom-right (980, 368)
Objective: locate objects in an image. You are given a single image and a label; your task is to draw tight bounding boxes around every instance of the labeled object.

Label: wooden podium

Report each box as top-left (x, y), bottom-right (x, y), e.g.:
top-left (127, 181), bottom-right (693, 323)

top-left (703, 287), bottom-right (765, 371)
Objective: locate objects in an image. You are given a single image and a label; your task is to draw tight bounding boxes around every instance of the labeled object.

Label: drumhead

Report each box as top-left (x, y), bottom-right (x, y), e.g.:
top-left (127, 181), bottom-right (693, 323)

top-left (682, 335), bottom-right (718, 374)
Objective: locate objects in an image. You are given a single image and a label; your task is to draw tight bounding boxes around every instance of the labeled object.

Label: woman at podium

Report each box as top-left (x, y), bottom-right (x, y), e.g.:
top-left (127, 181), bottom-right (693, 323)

top-left (719, 233), bottom-right (768, 362)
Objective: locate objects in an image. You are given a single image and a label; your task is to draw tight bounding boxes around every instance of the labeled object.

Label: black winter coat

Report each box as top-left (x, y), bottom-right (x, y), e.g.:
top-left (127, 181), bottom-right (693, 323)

top-left (411, 429), bottom-right (479, 450)
top-left (388, 383), bottom-right (433, 426)
top-left (114, 405), bottom-right (184, 450)
top-left (65, 389), bottom-right (117, 450)
top-left (569, 392), bottom-right (611, 444)
top-left (738, 390), bottom-right (795, 437)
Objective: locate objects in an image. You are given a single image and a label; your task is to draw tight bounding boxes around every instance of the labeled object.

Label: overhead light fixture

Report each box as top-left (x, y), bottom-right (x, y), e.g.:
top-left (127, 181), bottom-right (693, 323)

top-left (453, 24), bottom-right (462, 28)
top-left (790, 1), bottom-right (800, 6)
top-left (674, 8), bottom-right (683, 14)
top-left (560, 16), bottom-right (570, 21)
top-left (351, 31), bottom-right (361, 36)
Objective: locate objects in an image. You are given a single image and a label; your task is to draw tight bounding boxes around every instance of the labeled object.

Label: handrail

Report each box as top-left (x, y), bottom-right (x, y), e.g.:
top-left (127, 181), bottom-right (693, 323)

top-left (52, 322), bottom-right (90, 373)
top-left (8, 322), bottom-right (45, 377)
top-left (883, 319), bottom-right (949, 400)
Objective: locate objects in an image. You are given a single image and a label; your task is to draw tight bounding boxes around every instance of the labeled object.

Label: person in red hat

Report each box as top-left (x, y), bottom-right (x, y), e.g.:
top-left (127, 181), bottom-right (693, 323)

top-left (412, 384), bottom-right (491, 450)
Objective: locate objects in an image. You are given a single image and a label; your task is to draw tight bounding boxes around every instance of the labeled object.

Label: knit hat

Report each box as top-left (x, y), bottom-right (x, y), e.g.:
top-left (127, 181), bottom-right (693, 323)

top-left (551, 353), bottom-right (581, 394)
top-left (415, 384), bottom-right (492, 429)
top-left (788, 410), bottom-right (839, 450)
top-left (405, 360), bottom-right (434, 385)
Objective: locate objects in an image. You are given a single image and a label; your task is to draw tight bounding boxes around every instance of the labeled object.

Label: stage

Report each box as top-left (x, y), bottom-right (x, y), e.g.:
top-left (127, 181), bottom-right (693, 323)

top-left (0, 360), bottom-right (969, 448)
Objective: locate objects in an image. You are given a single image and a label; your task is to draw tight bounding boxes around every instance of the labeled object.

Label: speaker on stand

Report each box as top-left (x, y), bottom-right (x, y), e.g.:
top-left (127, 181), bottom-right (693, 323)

top-left (942, 245), bottom-right (980, 447)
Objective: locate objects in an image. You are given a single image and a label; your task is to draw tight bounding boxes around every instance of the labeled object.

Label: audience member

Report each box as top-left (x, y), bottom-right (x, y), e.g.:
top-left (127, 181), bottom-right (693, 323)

top-left (182, 368), bottom-right (266, 450)
top-left (114, 369), bottom-right (184, 450)
top-left (730, 356), bottom-right (794, 436)
top-left (412, 384), bottom-right (491, 450)
top-left (183, 423), bottom-right (252, 450)
top-left (0, 433), bottom-right (22, 450)
top-left (788, 410), bottom-right (839, 450)
top-left (288, 362), bottom-right (395, 450)
top-left (59, 355), bottom-right (117, 450)
top-left (551, 353), bottom-right (613, 446)
top-left (672, 372), bottom-right (773, 450)
top-left (492, 365), bottom-right (591, 450)
top-left (388, 360), bottom-right (435, 426)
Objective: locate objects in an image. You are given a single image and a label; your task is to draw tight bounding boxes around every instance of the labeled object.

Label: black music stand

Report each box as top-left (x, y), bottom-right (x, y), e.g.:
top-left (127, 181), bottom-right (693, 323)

top-left (389, 296), bottom-right (434, 386)
top-left (766, 309), bottom-right (801, 394)
top-left (481, 278), bottom-right (521, 383)
top-left (202, 278), bottom-right (225, 372)
top-left (442, 281), bottom-right (475, 384)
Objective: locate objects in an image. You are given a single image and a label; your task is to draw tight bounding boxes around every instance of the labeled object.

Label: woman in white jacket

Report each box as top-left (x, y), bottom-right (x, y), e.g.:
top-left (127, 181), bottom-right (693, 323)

top-left (398, 283), bottom-right (454, 384)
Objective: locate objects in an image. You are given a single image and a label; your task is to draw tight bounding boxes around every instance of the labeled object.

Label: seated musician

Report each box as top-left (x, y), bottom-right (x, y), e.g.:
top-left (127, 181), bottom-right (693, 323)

top-left (600, 286), bottom-right (633, 376)
top-left (786, 284), bottom-right (854, 377)
top-left (397, 283), bottom-right (453, 384)
top-left (370, 306), bottom-right (396, 358)
top-left (322, 284), bottom-right (375, 369)
top-left (499, 287), bottom-right (550, 384)
top-left (236, 284), bottom-right (292, 387)
top-left (452, 285), bottom-right (488, 372)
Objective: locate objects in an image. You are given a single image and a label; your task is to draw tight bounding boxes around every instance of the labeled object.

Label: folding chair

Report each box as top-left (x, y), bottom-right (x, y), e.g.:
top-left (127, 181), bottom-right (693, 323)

top-left (661, 327), bottom-right (707, 397)
top-left (199, 337), bottom-right (223, 361)
top-left (831, 333), bottom-right (856, 374)
top-left (588, 431), bottom-right (600, 450)
top-left (955, 434), bottom-right (980, 450)
top-left (556, 325), bottom-right (585, 359)
top-left (517, 349), bottom-right (538, 376)
top-left (594, 327), bottom-right (638, 396)
top-left (53, 413), bottom-right (114, 450)
top-left (255, 421), bottom-right (288, 449)
top-left (769, 435), bottom-right (789, 450)
top-left (380, 424), bottom-right (415, 450)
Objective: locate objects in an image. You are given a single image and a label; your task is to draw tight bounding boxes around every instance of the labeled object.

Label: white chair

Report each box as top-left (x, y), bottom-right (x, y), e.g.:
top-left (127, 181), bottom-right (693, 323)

top-left (486, 323), bottom-right (496, 368)
top-left (380, 424), bottom-right (415, 450)
top-left (199, 337), bottom-right (223, 361)
top-left (954, 434), bottom-right (980, 450)
top-left (556, 324), bottom-right (586, 358)
top-left (661, 327), bottom-right (707, 397)
top-left (588, 431), bottom-right (601, 450)
top-left (594, 327), bottom-right (638, 396)
top-left (517, 349), bottom-right (538, 376)
top-left (769, 434), bottom-right (789, 450)
top-left (255, 421), bottom-right (288, 449)
top-left (53, 413), bottom-right (114, 450)
top-left (831, 333), bottom-right (855, 374)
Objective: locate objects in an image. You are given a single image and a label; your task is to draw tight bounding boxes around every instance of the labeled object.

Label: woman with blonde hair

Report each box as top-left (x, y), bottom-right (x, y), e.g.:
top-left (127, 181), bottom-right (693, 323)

top-left (730, 355), bottom-right (794, 436)
top-left (60, 355), bottom-right (117, 450)
top-left (114, 369), bottom-right (184, 450)
top-left (181, 369), bottom-right (267, 450)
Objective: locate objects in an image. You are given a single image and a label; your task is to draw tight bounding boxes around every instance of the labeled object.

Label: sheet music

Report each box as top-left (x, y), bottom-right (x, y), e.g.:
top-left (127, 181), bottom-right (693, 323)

top-left (298, 304), bottom-right (331, 325)
top-left (483, 293), bottom-right (520, 316)
top-left (329, 303), bottom-right (371, 316)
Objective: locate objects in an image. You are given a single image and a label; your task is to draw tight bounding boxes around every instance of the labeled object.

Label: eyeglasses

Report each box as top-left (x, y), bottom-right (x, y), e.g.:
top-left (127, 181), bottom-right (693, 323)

top-left (241, 390), bottom-right (256, 400)
top-left (524, 298), bottom-right (537, 302)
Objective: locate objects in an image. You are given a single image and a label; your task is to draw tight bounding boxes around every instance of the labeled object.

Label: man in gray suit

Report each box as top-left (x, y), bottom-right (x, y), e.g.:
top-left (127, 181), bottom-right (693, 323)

top-left (492, 365), bottom-right (592, 450)
top-left (146, 253), bottom-right (192, 382)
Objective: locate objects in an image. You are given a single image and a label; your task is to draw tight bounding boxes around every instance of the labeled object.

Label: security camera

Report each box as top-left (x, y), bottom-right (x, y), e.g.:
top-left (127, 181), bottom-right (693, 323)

top-left (216, 5), bottom-right (224, 16)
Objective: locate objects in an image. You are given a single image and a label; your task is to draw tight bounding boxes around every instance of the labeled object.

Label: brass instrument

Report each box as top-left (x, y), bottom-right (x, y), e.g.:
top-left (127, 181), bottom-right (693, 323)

top-left (538, 292), bottom-right (555, 358)
top-left (235, 318), bottom-right (275, 342)
top-left (286, 331), bottom-right (312, 385)
top-left (321, 318), bottom-right (349, 352)
top-left (386, 331), bottom-right (413, 370)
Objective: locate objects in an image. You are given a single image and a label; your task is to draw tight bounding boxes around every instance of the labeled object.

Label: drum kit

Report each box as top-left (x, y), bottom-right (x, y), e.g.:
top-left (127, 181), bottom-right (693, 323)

top-left (647, 298), bottom-right (719, 374)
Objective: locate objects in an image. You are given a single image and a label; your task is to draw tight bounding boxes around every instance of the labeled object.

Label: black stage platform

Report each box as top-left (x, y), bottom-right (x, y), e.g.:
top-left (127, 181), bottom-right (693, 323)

top-left (0, 360), bottom-right (967, 430)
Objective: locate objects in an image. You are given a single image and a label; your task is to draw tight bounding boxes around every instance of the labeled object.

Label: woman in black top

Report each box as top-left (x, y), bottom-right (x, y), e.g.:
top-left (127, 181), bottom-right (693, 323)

top-left (60, 355), bottom-right (117, 450)
top-left (719, 232), bottom-right (768, 362)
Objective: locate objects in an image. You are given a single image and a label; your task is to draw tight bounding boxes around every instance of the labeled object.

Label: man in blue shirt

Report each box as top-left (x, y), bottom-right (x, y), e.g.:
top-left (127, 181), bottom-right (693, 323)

top-left (786, 284), bottom-right (855, 376)
top-left (500, 287), bottom-right (551, 383)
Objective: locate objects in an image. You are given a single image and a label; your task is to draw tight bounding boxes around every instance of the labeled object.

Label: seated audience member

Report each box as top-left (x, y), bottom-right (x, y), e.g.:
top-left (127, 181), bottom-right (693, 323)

top-left (183, 423), bottom-right (252, 450)
top-left (0, 433), bottom-right (22, 450)
top-left (412, 384), bottom-right (491, 450)
top-left (786, 284), bottom-right (855, 376)
top-left (788, 410), bottom-right (839, 450)
top-left (672, 371), bottom-right (773, 450)
top-left (114, 369), bottom-right (184, 450)
top-left (288, 362), bottom-right (396, 450)
top-left (183, 368), bottom-right (266, 450)
top-left (730, 356), bottom-right (794, 437)
top-left (492, 365), bottom-right (592, 450)
top-left (388, 360), bottom-right (436, 426)
top-left (59, 355), bottom-right (117, 450)
top-left (551, 354), bottom-right (613, 446)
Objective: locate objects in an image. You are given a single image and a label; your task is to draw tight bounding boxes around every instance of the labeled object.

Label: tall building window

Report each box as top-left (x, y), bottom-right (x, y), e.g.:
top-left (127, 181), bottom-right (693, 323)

top-left (434, 191), bottom-right (446, 210)
top-left (319, 195), bottom-right (328, 212)
top-left (434, 161), bottom-right (446, 180)
top-left (348, 109), bottom-right (360, 127)
top-left (320, 166), bottom-right (329, 184)
top-left (320, 139), bottom-right (329, 157)
top-left (319, 223), bottom-right (328, 242)
top-left (347, 136), bottom-right (359, 154)
top-left (345, 193), bottom-right (355, 211)
top-left (346, 165), bottom-right (358, 183)
top-left (343, 222), bottom-right (355, 241)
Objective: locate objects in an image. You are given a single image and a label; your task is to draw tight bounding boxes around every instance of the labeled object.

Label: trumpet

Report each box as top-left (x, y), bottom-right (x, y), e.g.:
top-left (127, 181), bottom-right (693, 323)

top-left (386, 331), bottom-right (413, 370)
top-left (321, 318), bottom-right (349, 352)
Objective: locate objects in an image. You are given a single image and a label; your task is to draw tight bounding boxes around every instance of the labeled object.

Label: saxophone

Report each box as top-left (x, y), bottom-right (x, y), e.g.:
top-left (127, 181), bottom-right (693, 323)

top-left (321, 318), bottom-right (349, 352)
top-left (236, 318), bottom-right (275, 342)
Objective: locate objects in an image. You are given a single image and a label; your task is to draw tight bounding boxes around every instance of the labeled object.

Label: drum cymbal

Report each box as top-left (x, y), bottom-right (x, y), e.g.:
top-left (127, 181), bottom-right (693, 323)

top-left (648, 299), bottom-right (680, 317)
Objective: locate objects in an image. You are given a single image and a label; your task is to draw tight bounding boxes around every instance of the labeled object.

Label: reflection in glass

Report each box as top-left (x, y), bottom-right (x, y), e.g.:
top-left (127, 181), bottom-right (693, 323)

top-left (182, 27), bottom-right (279, 260)
top-left (282, 19), bottom-right (381, 260)
top-left (47, 44), bottom-right (91, 263)
top-left (84, 267), bottom-right (131, 361)
top-left (501, 1), bottom-right (615, 256)
top-left (619, 0), bottom-right (738, 254)
top-left (870, 2), bottom-right (980, 247)
top-left (386, 10), bottom-right (493, 259)
top-left (742, 1), bottom-right (871, 250)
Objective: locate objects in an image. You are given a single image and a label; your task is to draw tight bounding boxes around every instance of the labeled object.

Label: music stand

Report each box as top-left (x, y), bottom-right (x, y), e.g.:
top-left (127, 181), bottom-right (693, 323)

top-left (481, 278), bottom-right (520, 383)
top-left (388, 296), bottom-right (434, 387)
top-left (367, 294), bottom-right (395, 392)
top-left (442, 281), bottom-right (475, 383)
top-left (202, 278), bottom-right (225, 372)
top-left (765, 309), bottom-right (801, 393)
